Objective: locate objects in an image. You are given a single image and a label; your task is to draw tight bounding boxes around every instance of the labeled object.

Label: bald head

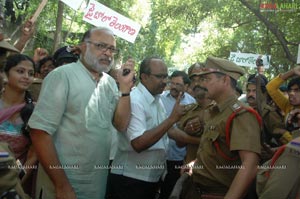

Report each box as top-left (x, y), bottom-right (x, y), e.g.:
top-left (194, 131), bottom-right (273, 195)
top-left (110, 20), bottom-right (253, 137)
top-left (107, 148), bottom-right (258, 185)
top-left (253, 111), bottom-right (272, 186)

top-left (81, 27), bottom-right (115, 43)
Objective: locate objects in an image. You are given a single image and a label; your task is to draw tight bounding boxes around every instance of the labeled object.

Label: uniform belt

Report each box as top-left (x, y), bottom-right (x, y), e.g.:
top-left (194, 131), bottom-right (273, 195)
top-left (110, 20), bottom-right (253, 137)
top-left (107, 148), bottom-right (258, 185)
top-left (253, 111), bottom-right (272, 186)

top-left (194, 183), bottom-right (226, 199)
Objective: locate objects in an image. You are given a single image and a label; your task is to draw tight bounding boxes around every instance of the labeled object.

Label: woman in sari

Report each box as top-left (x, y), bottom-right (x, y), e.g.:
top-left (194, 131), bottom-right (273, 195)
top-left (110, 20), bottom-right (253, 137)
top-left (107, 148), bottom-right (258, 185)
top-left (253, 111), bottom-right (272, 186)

top-left (0, 54), bottom-right (37, 196)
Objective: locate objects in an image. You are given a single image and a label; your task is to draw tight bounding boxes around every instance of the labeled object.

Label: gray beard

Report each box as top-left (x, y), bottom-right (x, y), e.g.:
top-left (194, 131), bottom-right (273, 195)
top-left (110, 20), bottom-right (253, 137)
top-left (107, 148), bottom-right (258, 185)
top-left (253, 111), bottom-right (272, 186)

top-left (84, 48), bottom-right (112, 73)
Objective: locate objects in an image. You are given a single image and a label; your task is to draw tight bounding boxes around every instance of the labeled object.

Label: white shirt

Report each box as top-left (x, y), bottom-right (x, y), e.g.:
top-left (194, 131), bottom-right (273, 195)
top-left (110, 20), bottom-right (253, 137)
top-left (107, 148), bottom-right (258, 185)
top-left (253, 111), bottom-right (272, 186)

top-left (111, 83), bottom-right (168, 182)
top-left (160, 90), bottom-right (196, 161)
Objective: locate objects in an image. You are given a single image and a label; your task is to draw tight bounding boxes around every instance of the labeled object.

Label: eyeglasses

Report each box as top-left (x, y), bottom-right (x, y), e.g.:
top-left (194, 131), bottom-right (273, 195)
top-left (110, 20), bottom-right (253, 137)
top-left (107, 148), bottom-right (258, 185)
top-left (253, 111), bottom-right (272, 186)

top-left (149, 73), bottom-right (168, 79)
top-left (168, 82), bottom-right (184, 87)
top-left (86, 41), bottom-right (119, 55)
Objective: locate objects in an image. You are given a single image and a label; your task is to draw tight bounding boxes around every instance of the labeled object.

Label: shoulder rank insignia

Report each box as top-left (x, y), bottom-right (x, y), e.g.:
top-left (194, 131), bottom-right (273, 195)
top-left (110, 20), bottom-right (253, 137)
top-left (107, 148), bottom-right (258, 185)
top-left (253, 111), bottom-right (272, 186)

top-left (232, 103), bottom-right (241, 111)
top-left (208, 125), bottom-right (216, 130)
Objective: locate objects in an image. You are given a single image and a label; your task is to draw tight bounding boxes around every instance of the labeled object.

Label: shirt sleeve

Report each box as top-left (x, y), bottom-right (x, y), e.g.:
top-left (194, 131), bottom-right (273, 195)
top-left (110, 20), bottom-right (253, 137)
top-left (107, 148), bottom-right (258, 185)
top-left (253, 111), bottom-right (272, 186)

top-left (266, 75), bottom-right (290, 113)
top-left (126, 100), bottom-right (147, 141)
top-left (28, 70), bottom-right (68, 135)
top-left (230, 111), bottom-right (261, 155)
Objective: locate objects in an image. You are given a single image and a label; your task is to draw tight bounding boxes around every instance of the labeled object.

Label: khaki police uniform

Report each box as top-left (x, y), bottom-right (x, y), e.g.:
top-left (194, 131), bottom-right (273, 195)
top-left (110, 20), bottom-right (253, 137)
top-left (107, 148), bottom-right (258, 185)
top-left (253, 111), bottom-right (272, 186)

top-left (257, 136), bottom-right (300, 199)
top-left (178, 103), bottom-right (214, 163)
top-left (0, 142), bottom-right (30, 199)
top-left (192, 97), bottom-right (261, 194)
top-left (180, 56), bottom-right (261, 199)
top-left (260, 104), bottom-right (285, 146)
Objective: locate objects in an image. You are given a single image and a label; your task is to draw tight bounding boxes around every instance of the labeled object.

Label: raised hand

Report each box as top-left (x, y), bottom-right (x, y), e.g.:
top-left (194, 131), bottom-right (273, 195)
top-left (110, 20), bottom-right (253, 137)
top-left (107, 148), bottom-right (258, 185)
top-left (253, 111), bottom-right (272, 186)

top-left (118, 58), bottom-right (136, 93)
top-left (293, 65), bottom-right (300, 76)
top-left (169, 92), bottom-right (186, 123)
top-left (33, 47), bottom-right (49, 63)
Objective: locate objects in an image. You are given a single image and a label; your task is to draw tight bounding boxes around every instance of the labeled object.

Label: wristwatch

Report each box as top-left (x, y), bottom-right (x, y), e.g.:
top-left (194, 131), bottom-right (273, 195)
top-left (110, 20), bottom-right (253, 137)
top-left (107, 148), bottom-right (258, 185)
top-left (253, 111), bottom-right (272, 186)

top-left (118, 91), bottom-right (130, 97)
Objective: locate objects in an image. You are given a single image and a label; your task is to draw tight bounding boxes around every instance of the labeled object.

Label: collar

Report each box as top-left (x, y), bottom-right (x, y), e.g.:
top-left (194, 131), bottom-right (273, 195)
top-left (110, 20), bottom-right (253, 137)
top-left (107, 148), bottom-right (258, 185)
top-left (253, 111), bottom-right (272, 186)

top-left (136, 83), bottom-right (156, 105)
top-left (78, 60), bottom-right (103, 84)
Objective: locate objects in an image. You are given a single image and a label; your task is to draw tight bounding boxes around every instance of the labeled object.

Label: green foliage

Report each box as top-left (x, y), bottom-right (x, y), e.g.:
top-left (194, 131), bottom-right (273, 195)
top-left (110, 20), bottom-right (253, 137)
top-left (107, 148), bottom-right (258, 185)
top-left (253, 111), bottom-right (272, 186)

top-left (3, 0), bottom-right (299, 82)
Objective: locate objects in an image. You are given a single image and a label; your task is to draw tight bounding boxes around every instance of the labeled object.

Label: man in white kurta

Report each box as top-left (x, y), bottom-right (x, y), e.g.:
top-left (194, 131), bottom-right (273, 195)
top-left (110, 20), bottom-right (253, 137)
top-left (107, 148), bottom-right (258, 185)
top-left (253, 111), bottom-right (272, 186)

top-left (29, 61), bottom-right (118, 198)
top-left (28, 27), bottom-right (134, 199)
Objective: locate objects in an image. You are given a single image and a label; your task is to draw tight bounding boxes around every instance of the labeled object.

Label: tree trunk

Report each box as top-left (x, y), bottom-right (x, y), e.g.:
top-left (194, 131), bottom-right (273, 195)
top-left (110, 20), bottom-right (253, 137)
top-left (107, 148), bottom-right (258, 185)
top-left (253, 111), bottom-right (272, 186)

top-left (53, 1), bottom-right (64, 52)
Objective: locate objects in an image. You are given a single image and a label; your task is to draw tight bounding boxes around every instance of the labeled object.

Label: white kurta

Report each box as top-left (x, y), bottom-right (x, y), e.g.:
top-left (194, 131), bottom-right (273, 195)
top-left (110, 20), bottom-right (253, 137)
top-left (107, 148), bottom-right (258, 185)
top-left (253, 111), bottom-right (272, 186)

top-left (28, 60), bottom-right (118, 199)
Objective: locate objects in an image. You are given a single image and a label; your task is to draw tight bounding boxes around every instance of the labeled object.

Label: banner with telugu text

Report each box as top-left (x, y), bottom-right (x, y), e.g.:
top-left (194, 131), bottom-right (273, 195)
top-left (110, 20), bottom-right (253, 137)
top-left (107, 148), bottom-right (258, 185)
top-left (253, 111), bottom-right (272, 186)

top-left (229, 52), bottom-right (271, 68)
top-left (83, 0), bottom-right (141, 43)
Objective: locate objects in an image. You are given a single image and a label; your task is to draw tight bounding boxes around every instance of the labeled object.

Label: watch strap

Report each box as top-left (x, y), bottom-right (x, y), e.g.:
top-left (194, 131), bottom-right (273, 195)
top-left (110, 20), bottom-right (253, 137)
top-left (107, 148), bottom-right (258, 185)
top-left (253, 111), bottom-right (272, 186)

top-left (121, 93), bottom-right (130, 97)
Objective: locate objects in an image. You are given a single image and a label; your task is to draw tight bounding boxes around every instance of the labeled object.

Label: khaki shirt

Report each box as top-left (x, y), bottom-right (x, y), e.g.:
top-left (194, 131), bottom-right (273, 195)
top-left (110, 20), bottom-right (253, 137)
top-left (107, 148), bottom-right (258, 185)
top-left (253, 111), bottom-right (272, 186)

top-left (260, 104), bottom-right (285, 145)
top-left (178, 103), bottom-right (213, 163)
top-left (192, 96), bottom-right (261, 192)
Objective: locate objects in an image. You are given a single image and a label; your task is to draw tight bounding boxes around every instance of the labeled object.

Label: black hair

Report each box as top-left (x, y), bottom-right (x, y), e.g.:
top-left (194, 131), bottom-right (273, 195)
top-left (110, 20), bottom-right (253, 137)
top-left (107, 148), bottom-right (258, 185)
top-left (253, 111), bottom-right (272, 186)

top-left (38, 56), bottom-right (54, 73)
top-left (139, 56), bottom-right (162, 80)
top-left (170, 70), bottom-right (191, 85)
top-left (20, 90), bottom-right (34, 138)
top-left (53, 46), bottom-right (79, 67)
top-left (288, 77), bottom-right (300, 90)
top-left (4, 54), bottom-right (35, 138)
top-left (4, 54), bottom-right (35, 75)
top-left (247, 74), bottom-right (268, 93)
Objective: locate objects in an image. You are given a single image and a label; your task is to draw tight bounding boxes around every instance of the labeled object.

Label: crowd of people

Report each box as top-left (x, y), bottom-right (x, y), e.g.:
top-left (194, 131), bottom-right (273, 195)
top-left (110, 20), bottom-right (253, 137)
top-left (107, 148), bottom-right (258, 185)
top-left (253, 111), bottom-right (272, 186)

top-left (0, 18), bottom-right (300, 199)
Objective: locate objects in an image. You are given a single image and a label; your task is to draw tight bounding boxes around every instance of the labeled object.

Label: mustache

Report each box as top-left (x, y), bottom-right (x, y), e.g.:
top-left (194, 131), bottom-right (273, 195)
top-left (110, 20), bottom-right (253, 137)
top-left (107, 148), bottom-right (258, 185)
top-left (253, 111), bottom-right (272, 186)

top-left (99, 57), bottom-right (112, 62)
top-left (171, 88), bottom-right (179, 92)
top-left (193, 85), bottom-right (208, 92)
top-left (247, 96), bottom-right (256, 100)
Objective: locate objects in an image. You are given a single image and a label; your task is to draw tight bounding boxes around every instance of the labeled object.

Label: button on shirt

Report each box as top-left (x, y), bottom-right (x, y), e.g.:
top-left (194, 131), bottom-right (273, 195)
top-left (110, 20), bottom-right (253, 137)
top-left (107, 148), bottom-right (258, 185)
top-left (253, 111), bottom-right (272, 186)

top-left (111, 83), bottom-right (168, 182)
top-left (160, 90), bottom-right (196, 161)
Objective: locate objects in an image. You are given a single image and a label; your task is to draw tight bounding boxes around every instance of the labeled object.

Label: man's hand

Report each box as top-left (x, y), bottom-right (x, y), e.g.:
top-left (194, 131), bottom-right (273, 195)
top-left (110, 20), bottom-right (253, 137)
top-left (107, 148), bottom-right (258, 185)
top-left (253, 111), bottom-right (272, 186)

top-left (180, 160), bottom-right (195, 176)
top-left (183, 117), bottom-right (203, 135)
top-left (169, 92), bottom-right (186, 123)
top-left (22, 19), bottom-right (35, 37)
top-left (117, 58), bottom-right (135, 93)
top-left (287, 108), bottom-right (300, 126)
top-left (293, 65), bottom-right (300, 76)
top-left (33, 47), bottom-right (49, 63)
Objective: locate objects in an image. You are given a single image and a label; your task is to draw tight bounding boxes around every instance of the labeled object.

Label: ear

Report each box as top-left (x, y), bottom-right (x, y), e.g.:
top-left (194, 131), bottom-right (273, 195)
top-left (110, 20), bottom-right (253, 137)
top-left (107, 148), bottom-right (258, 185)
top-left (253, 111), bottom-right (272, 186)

top-left (80, 42), bottom-right (87, 54)
top-left (141, 73), bottom-right (149, 81)
top-left (184, 84), bottom-right (189, 92)
top-left (224, 75), bottom-right (231, 83)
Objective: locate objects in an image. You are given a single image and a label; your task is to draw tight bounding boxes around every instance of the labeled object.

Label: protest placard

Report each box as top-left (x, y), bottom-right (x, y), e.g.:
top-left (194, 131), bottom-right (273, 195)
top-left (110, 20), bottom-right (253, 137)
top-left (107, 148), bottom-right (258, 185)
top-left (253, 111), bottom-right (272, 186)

top-left (229, 52), bottom-right (271, 68)
top-left (83, 0), bottom-right (141, 43)
top-left (60, 0), bottom-right (83, 11)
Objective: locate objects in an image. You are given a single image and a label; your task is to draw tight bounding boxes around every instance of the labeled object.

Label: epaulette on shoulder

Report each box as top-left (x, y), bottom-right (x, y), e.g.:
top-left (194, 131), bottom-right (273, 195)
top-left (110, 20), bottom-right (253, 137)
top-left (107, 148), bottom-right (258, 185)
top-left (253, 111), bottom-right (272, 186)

top-left (230, 103), bottom-right (245, 112)
top-left (184, 103), bottom-right (199, 112)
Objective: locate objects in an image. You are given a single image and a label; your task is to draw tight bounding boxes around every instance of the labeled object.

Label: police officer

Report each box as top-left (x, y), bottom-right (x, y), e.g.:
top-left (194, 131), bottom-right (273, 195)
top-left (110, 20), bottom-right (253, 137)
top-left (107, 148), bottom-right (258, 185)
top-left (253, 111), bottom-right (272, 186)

top-left (181, 56), bottom-right (261, 199)
top-left (246, 76), bottom-right (286, 148)
top-left (178, 85), bottom-right (213, 163)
